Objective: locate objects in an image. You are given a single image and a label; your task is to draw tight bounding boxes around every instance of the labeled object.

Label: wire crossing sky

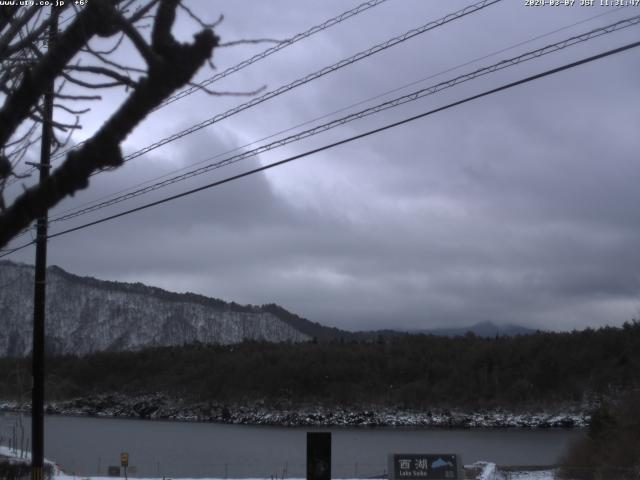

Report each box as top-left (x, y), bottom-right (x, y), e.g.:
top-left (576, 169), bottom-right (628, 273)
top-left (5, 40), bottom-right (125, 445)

top-left (40, 14), bottom-right (640, 227)
top-left (11, 0), bottom-right (391, 184)
top-left (98, 0), bottom-right (503, 173)
top-left (3, 0), bottom-right (640, 332)
top-left (41, 4), bottom-right (630, 225)
top-left (3, 38), bottom-right (639, 270)
top-left (11, 0), bottom-right (501, 186)
top-left (154, 0), bottom-right (391, 110)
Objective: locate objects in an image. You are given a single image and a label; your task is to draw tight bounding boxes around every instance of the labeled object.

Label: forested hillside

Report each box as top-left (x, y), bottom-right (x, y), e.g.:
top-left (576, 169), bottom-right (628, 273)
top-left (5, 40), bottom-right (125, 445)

top-left (0, 261), bottom-right (314, 356)
top-left (1, 322), bottom-right (639, 409)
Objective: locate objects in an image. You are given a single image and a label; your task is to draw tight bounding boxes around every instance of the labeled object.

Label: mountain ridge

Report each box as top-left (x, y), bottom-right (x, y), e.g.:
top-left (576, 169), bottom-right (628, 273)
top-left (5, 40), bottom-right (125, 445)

top-left (45, 263), bottom-right (256, 313)
top-left (0, 261), bottom-right (536, 356)
top-left (0, 261), bottom-right (317, 356)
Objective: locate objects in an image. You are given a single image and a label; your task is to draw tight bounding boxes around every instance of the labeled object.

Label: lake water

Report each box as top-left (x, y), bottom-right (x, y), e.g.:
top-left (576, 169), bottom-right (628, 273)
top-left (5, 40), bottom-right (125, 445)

top-left (0, 413), bottom-right (583, 478)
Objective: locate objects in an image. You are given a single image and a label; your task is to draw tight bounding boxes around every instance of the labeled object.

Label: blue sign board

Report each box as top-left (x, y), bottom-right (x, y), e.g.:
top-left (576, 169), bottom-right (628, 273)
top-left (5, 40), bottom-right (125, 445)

top-left (388, 454), bottom-right (461, 480)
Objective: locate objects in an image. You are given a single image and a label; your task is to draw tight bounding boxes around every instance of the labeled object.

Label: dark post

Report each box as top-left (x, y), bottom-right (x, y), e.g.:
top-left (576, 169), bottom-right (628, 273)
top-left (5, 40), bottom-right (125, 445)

top-left (31, 8), bottom-right (56, 480)
top-left (306, 432), bottom-right (331, 480)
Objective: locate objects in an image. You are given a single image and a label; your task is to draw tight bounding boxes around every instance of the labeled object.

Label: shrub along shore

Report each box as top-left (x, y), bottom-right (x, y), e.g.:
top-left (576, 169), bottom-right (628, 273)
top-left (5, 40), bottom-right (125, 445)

top-left (1, 393), bottom-right (589, 428)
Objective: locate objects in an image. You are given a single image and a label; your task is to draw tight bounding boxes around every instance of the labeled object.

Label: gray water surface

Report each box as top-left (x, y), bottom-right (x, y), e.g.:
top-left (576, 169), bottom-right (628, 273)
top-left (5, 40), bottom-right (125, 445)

top-left (0, 413), bottom-right (583, 478)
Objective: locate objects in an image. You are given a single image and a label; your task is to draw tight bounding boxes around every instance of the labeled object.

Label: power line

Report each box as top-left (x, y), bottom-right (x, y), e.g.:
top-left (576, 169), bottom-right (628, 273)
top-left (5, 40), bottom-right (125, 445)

top-left (3, 37), bottom-right (638, 258)
top-left (90, 0), bottom-right (502, 173)
top-left (0, 243), bottom-right (31, 257)
top-left (156, 0), bottom-right (390, 110)
top-left (45, 14), bottom-right (640, 225)
top-left (0, 0), bottom-right (504, 243)
top-left (46, 5), bottom-right (628, 224)
top-left (38, 0), bottom-right (390, 169)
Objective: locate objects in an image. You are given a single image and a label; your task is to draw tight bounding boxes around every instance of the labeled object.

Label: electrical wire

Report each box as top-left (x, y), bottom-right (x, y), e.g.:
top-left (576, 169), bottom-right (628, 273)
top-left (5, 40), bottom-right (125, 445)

top-left (156, 0), bottom-right (390, 110)
top-left (45, 14), bottom-right (640, 225)
top-left (2, 38), bottom-right (638, 258)
top-left (6, 8), bottom-right (637, 245)
top-left (103, 0), bottom-right (501, 171)
top-left (41, 0), bottom-right (390, 168)
top-left (46, 5), bottom-right (628, 223)
top-left (5, 0), bottom-right (494, 191)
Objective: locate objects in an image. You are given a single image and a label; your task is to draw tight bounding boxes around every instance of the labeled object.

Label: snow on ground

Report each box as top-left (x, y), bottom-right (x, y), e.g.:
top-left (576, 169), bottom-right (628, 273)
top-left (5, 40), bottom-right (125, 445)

top-left (55, 477), bottom-right (276, 480)
top-left (0, 444), bottom-right (64, 475)
top-left (54, 477), bottom-right (556, 480)
top-left (41, 469), bottom-right (563, 480)
top-left (472, 462), bottom-right (557, 480)
top-left (0, 444), bottom-right (34, 463)
top-left (469, 462), bottom-right (556, 479)
top-left (0, 397), bottom-right (590, 428)
top-left (504, 472), bottom-right (555, 480)
top-left (475, 462), bottom-right (498, 480)
top-left (3, 447), bottom-right (557, 480)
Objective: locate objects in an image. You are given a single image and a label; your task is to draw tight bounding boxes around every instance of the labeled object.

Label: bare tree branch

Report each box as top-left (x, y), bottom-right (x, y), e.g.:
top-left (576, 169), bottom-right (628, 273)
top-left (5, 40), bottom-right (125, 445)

top-left (82, 31), bottom-right (126, 56)
top-left (83, 40), bottom-right (146, 73)
top-left (0, 0), bottom-right (219, 248)
top-left (218, 38), bottom-right (282, 47)
top-left (61, 71), bottom-right (128, 90)
top-left (152, 0), bottom-right (179, 54)
top-left (52, 115), bottom-right (80, 153)
top-left (187, 82), bottom-right (266, 97)
top-left (0, 7), bottom-right (17, 33)
top-left (125, 0), bottom-right (160, 25)
top-left (1, 8), bottom-right (68, 60)
top-left (28, 108), bottom-right (81, 131)
top-left (0, 0), bottom-right (122, 147)
top-left (64, 64), bottom-right (138, 89)
top-left (53, 103), bottom-right (91, 115)
top-left (54, 92), bottom-right (102, 101)
top-left (4, 122), bottom-right (38, 149)
top-left (115, 12), bottom-right (160, 66)
top-left (0, 8), bottom-right (39, 60)
top-left (178, 4), bottom-right (223, 30)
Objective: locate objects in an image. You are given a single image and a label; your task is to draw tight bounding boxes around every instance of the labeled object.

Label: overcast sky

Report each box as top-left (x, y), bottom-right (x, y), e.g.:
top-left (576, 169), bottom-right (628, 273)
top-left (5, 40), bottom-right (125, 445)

top-left (5, 0), bottom-right (640, 332)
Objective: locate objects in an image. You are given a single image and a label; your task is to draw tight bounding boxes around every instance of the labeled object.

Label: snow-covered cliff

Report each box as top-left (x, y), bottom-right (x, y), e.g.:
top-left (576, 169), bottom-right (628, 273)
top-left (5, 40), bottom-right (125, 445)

top-left (0, 261), bottom-right (310, 356)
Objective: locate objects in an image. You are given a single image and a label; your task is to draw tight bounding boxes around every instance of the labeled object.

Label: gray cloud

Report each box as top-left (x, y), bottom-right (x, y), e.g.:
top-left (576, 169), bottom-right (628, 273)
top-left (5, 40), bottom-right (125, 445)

top-left (6, 0), bottom-right (640, 332)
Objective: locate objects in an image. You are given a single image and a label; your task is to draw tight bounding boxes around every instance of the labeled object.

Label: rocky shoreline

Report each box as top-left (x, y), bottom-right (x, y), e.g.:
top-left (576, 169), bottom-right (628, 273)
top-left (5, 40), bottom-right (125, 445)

top-left (0, 393), bottom-right (590, 428)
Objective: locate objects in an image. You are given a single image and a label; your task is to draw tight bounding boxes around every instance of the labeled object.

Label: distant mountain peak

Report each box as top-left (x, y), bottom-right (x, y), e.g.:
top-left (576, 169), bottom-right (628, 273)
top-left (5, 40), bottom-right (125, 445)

top-left (475, 320), bottom-right (497, 327)
top-left (421, 321), bottom-right (535, 338)
top-left (0, 261), bottom-right (536, 358)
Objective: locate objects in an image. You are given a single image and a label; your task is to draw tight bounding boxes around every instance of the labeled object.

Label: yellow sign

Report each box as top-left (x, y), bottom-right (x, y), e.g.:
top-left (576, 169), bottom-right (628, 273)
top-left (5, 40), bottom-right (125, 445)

top-left (120, 452), bottom-right (129, 467)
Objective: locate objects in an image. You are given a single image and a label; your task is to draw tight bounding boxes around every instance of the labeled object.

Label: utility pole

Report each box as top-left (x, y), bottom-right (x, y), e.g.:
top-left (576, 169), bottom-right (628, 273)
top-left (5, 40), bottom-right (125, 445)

top-left (30, 7), bottom-right (57, 480)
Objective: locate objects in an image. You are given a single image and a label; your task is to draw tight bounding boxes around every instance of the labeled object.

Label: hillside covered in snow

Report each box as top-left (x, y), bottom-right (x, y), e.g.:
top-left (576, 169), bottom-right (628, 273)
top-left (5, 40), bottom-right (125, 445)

top-left (0, 261), bottom-right (313, 356)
